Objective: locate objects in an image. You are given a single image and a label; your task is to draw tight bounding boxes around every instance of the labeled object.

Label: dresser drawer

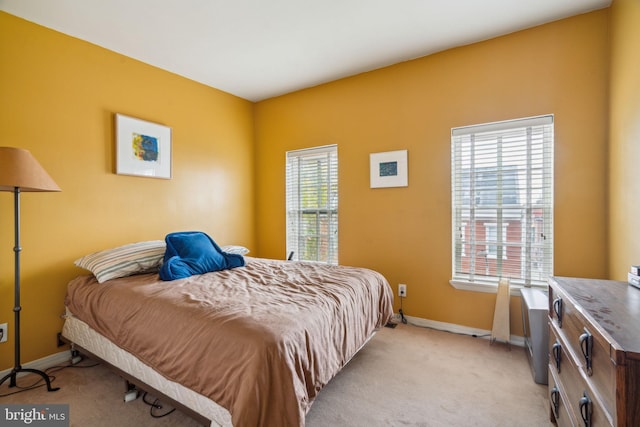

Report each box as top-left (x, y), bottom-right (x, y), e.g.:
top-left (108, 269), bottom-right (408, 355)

top-left (549, 367), bottom-right (577, 427)
top-left (549, 286), bottom-right (616, 419)
top-left (549, 325), bottom-right (613, 426)
top-left (549, 367), bottom-right (612, 427)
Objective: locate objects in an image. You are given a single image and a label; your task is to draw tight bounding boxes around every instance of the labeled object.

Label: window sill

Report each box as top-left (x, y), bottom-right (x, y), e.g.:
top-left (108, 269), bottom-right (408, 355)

top-left (449, 279), bottom-right (548, 296)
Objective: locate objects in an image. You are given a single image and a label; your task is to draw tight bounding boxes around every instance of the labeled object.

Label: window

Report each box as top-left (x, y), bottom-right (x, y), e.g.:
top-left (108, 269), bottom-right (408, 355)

top-left (286, 145), bottom-right (338, 264)
top-left (483, 222), bottom-right (508, 259)
top-left (451, 115), bottom-right (553, 288)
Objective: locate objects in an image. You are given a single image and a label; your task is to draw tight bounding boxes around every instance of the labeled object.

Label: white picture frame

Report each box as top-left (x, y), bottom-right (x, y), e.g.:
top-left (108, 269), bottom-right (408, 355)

top-left (370, 150), bottom-right (408, 188)
top-left (115, 114), bottom-right (172, 179)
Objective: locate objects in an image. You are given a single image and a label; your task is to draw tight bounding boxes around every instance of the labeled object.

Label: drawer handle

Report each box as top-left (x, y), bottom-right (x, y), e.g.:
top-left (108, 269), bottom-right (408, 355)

top-left (552, 341), bottom-right (562, 373)
top-left (550, 386), bottom-right (560, 420)
top-left (579, 391), bottom-right (592, 427)
top-left (553, 297), bottom-right (563, 327)
top-left (579, 328), bottom-right (593, 376)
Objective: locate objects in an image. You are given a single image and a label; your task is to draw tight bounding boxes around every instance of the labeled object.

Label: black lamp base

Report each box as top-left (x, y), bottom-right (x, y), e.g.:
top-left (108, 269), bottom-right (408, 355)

top-left (0, 188), bottom-right (60, 394)
top-left (0, 366), bottom-right (60, 392)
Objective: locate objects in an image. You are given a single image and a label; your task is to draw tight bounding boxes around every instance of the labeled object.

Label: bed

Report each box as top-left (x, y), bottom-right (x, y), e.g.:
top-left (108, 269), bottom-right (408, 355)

top-left (62, 243), bottom-right (393, 427)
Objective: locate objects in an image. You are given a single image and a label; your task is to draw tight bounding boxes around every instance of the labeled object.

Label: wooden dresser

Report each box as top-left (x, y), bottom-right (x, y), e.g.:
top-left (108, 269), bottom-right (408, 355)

top-left (547, 277), bottom-right (640, 426)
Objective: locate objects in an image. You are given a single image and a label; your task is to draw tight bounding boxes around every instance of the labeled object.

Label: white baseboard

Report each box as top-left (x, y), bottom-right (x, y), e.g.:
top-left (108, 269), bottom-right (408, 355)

top-left (0, 350), bottom-right (72, 379)
top-left (394, 313), bottom-right (525, 347)
top-left (3, 316), bottom-right (524, 378)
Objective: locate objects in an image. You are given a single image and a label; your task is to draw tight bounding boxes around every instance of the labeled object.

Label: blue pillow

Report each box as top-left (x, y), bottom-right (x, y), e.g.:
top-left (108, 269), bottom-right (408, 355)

top-left (159, 231), bottom-right (245, 281)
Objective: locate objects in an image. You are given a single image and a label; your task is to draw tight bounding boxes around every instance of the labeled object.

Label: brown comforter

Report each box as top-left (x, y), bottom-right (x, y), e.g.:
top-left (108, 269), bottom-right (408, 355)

top-left (65, 257), bottom-right (393, 426)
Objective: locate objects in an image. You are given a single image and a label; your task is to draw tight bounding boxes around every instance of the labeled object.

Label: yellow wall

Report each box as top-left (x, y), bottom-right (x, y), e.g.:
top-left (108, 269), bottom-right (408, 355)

top-left (0, 12), bottom-right (255, 369)
top-left (254, 10), bottom-right (610, 332)
top-left (609, 0), bottom-right (640, 280)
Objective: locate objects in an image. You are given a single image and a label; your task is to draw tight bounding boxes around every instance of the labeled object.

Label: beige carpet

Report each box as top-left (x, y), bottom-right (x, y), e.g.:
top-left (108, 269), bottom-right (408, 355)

top-left (0, 323), bottom-right (550, 426)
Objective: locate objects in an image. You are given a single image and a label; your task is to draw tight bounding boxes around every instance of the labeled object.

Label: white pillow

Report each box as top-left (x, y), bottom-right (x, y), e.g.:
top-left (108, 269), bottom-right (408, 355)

top-left (74, 240), bottom-right (166, 283)
top-left (220, 245), bottom-right (250, 255)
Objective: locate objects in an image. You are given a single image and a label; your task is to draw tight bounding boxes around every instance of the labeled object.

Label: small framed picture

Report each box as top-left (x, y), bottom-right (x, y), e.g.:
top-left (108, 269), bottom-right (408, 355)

top-left (370, 150), bottom-right (408, 188)
top-left (115, 114), bottom-right (172, 179)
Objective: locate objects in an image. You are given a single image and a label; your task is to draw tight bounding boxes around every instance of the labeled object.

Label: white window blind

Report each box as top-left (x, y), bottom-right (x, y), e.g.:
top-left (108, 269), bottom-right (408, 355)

top-left (451, 115), bottom-right (553, 287)
top-left (286, 145), bottom-right (338, 264)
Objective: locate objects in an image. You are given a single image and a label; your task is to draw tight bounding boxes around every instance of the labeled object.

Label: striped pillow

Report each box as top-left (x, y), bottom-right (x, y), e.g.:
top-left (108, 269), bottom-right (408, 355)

top-left (220, 245), bottom-right (250, 255)
top-left (74, 240), bottom-right (166, 283)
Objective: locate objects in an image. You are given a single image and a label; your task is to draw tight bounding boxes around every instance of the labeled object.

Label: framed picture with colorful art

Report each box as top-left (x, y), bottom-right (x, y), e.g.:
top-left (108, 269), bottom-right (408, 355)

top-left (115, 113), bottom-right (172, 179)
top-left (370, 149), bottom-right (408, 188)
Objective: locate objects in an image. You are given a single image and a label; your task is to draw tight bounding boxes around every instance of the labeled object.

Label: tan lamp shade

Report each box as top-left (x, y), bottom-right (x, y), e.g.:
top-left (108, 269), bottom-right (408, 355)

top-left (0, 147), bottom-right (61, 192)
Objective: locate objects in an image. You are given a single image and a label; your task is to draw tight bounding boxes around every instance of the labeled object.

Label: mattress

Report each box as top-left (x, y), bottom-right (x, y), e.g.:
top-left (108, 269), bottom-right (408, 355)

top-left (63, 256), bottom-right (394, 426)
top-left (62, 309), bottom-right (232, 426)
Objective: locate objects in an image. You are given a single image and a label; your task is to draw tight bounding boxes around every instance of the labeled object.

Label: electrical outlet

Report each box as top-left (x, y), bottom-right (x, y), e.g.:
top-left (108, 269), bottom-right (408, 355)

top-left (398, 284), bottom-right (407, 298)
top-left (0, 323), bottom-right (7, 343)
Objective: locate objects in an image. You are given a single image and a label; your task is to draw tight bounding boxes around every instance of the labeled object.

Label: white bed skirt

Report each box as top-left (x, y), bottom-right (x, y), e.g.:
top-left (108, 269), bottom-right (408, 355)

top-left (62, 309), bottom-right (232, 427)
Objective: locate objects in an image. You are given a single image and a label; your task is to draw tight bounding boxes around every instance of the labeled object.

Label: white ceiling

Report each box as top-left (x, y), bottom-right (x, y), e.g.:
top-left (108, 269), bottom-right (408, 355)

top-left (1, 0), bottom-right (611, 102)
